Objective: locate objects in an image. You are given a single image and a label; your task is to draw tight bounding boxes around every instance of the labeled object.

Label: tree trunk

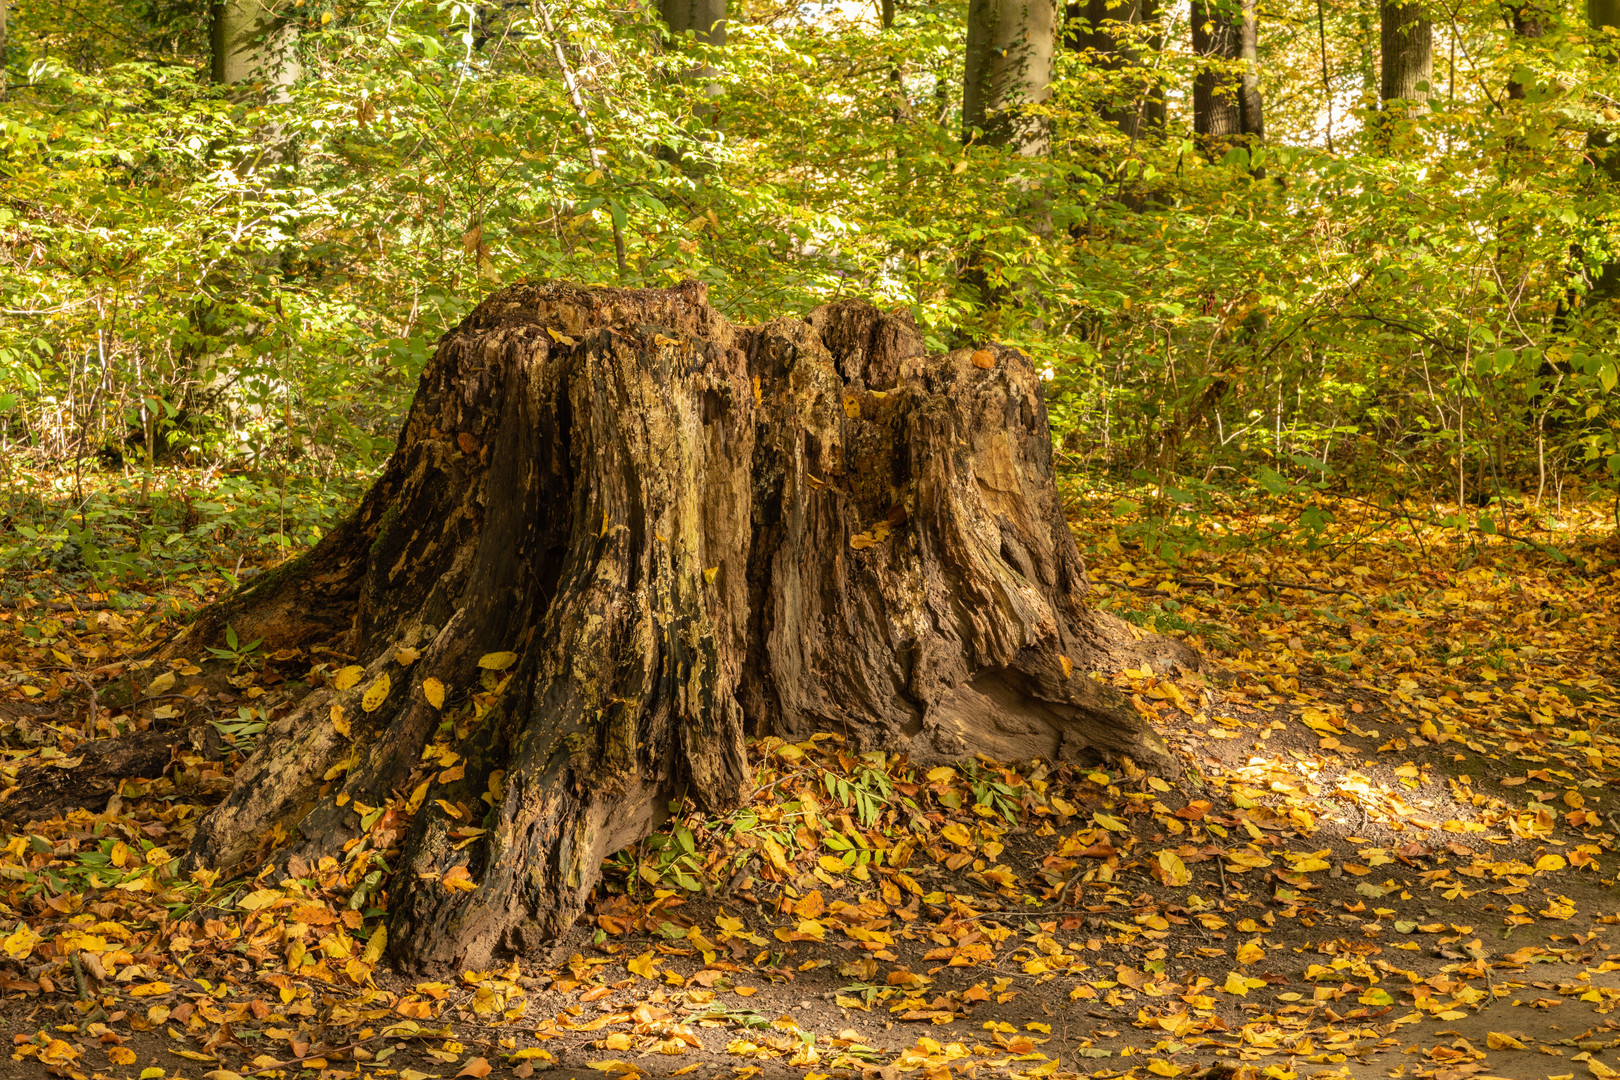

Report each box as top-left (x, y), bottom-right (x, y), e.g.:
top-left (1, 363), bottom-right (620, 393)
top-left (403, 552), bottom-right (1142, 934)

top-left (211, 0), bottom-right (300, 95)
top-left (1237, 0), bottom-right (1264, 144)
top-left (1379, 1), bottom-right (1432, 113)
top-left (0, 0), bottom-right (9, 102)
top-left (1191, 1), bottom-right (1260, 151)
top-left (662, 0), bottom-right (726, 45)
top-left (1066, 0), bottom-right (1165, 139)
top-left (964, 0), bottom-right (1058, 153)
top-left (1586, 0), bottom-right (1620, 300)
top-left (1504, 1), bottom-right (1548, 102)
top-left (177, 282), bottom-right (1192, 972)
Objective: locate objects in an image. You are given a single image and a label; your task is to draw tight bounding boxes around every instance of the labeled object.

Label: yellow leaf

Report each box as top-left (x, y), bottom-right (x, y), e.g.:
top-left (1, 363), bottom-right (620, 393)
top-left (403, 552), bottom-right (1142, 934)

top-left (363, 925), bottom-right (387, 965)
top-left (238, 888), bottom-right (282, 911)
top-left (395, 645), bottom-right (421, 666)
top-left (1, 924), bottom-right (39, 959)
top-left (333, 665), bottom-right (364, 691)
top-left (1147, 1059), bottom-right (1185, 1077)
top-left (1536, 854), bottom-right (1567, 872)
top-left (109, 1047), bottom-right (137, 1065)
top-left (361, 672), bottom-right (392, 713)
top-left (146, 669), bottom-right (176, 695)
top-left (1235, 940), bottom-right (1266, 965)
top-left (478, 651), bottom-right (519, 671)
top-left (331, 701), bottom-right (350, 736)
top-left (628, 953), bottom-right (658, 978)
top-left (941, 823), bottom-right (973, 847)
top-left (1059, 654), bottom-right (1073, 678)
top-left (1094, 813), bottom-right (1127, 832)
top-left (129, 981), bottom-right (172, 997)
top-left (423, 677), bottom-right (446, 709)
top-left (441, 865), bottom-right (477, 892)
top-left (1156, 850), bottom-right (1191, 887)
top-left (546, 327), bottom-right (577, 345)
top-left (1486, 1032), bottom-right (1525, 1050)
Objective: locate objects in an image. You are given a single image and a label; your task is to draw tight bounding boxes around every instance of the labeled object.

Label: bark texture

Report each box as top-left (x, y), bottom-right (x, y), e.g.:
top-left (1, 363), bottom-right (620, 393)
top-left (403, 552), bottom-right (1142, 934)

top-left (661, 0), bottom-right (726, 45)
top-left (1066, 0), bottom-right (1166, 139)
top-left (1379, 1), bottom-right (1432, 113)
top-left (179, 282), bottom-right (1192, 971)
top-left (211, 0), bottom-right (300, 94)
top-left (0, 729), bottom-right (179, 823)
top-left (1191, 0), bottom-right (1261, 150)
top-left (964, 0), bottom-right (1058, 153)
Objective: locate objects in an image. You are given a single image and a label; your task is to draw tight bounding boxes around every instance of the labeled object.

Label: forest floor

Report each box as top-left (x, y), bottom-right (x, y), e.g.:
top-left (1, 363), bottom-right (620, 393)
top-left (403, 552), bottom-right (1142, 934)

top-left (1, 467), bottom-right (1618, 1080)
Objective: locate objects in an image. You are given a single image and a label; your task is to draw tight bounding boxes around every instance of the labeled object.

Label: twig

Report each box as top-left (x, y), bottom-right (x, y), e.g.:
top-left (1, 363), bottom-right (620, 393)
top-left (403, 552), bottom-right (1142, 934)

top-left (534, 0), bottom-right (628, 277)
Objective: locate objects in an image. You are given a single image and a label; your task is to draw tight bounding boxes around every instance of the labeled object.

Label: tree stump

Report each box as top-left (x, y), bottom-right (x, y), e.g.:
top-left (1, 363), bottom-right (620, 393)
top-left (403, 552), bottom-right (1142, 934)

top-left (175, 281), bottom-right (1194, 970)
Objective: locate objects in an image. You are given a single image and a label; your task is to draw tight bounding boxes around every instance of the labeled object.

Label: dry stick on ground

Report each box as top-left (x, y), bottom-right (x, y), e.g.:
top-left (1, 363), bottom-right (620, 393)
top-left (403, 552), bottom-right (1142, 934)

top-left (535, 0), bottom-right (627, 277)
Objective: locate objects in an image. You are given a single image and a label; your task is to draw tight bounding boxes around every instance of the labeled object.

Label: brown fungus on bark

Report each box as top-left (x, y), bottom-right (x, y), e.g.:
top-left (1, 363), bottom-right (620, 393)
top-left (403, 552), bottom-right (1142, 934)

top-left (174, 281), bottom-right (1194, 971)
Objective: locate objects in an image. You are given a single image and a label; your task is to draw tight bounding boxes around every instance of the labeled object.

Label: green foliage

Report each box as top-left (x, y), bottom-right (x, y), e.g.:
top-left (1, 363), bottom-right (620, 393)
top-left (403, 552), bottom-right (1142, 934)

top-left (0, 0), bottom-right (1617, 538)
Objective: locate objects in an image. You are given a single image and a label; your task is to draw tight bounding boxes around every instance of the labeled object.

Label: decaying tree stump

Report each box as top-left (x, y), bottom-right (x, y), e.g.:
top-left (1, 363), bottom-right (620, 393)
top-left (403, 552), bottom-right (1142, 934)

top-left (172, 281), bottom-right (1195, 970)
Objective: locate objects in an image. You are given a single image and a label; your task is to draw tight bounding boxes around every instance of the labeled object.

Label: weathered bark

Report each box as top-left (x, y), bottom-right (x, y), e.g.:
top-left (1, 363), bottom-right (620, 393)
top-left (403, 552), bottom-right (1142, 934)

top-left (1191, 0), bottom-right (1260, 151)
top-left (0, 729), bottom-right (178, 823)
top-left (180, 282), bottom-right (1191, 972)
top-left (1066, 0), bottom-right (1166, 139)
top-left (1379, 1), bottom-right (1432, 114)
top-left (964, 0), bottom-right (1058, 153)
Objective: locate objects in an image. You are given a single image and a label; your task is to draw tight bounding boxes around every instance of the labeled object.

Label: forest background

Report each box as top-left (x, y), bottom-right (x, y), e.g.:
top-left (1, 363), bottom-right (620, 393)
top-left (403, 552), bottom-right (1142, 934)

top-left (4, 0), bottom-right (1620, 582)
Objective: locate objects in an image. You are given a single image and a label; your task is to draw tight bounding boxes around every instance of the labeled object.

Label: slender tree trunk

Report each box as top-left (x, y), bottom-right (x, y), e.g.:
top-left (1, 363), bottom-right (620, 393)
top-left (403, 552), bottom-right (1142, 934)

top-left (211, 0), bottom-right (300, 96)
top-left (964, 0), bottom-right (1058, 153)
top-left (1066, 0), bottom-right (1165, 139)
top-left (1238, 0), bottom-right (1264, 143)
top-left (1379, 1), bottom-right (1432, 113)
top-left (171, 281), bottom-right (1193, 972)
top-left (1587, 0), bottom-right (1620, 300)
top-left (0, 0), bottom-right (9, 102)
top-left (883, 0), bottom-right (908, 121)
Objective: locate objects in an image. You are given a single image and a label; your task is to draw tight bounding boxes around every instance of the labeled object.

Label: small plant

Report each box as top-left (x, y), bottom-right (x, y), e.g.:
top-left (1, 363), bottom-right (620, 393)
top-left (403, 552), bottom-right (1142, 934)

top-left (822, 751), bottom-right (893, 828)
top-left (209, 706), bottom-right (269, 753)
top-left (206, 624), bottom-right (264, 673)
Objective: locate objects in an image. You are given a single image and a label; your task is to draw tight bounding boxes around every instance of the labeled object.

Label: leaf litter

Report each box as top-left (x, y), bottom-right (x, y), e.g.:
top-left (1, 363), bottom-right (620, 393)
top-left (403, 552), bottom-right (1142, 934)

top-left (0, 483), bottom-right (1616, 1080)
